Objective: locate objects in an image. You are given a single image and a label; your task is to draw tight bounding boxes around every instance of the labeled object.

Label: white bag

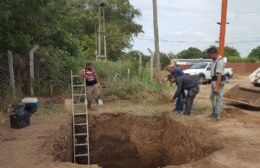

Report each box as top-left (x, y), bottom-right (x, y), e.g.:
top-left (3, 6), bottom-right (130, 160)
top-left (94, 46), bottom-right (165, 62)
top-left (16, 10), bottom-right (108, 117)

top-left (98, 99), bottom-right (104, 106)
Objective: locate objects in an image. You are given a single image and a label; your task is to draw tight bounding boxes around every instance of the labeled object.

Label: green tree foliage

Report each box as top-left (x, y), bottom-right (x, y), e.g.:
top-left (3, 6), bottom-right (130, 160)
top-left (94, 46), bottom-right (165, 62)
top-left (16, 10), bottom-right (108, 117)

top-left (177, 47), bottom-right (206, 59)
top-left (0, 0), bottom-right (143, 98)
top-left (248, 46), bottom-right (260, 60)
top-left (160, 52), bottom-right (170, 69)
top-left (224, 46), bottom-right (240, 57)
top-left (124, 50), bottom-right (143, 62)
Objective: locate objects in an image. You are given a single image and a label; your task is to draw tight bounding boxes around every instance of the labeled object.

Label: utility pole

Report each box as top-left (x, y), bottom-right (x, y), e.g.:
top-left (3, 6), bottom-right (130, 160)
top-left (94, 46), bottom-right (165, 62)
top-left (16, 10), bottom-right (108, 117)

top-left (218, 0), bottom-right (228, 57)
top-left (96, 0), bottom-right (107, 62)
top-left (147, 48), bottom-right (154, 81)
top-left (152, 0), bottom-right (161, 83)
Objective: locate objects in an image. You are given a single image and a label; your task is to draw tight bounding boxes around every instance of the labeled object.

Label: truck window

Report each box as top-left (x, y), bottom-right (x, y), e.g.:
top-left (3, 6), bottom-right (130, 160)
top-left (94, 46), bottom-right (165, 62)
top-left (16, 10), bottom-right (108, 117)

top-left (189, 63), bottom-right (208, 69)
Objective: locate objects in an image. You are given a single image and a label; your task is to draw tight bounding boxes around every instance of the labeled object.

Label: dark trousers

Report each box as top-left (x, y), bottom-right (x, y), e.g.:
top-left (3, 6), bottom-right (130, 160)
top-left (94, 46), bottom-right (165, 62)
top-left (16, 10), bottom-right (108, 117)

top-left (176, 95), bottom-right (184, 111)
top-left (184, 85), bottom-right (199, 115)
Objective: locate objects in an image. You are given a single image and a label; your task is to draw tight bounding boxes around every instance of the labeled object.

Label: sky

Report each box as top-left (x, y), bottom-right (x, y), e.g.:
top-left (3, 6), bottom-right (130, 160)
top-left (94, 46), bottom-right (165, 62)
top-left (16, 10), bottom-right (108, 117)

top-left (129, 0), bottom-right (260, 57)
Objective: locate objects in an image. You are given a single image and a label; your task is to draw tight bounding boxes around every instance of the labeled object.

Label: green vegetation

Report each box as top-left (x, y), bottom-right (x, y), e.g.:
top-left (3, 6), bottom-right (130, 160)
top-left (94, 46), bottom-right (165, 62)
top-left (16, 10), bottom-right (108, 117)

top-left (0, 0), bottom-right (142, 105)
top-left (177, 47), bottom-right (207, 59)
top-left (248, 46), bottom-right (260, 60)
top-left (94, 61), bottom-right (171, 101)
top-left (1, 0), bottom-right (259, 110)
top-left (175, 46), bottom-right (259, 63)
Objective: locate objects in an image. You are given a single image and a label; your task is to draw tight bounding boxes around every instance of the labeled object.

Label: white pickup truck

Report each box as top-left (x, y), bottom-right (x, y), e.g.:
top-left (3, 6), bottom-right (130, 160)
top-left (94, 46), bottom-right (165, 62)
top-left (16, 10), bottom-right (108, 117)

top-left (183, 62), bottom-right (233, 84)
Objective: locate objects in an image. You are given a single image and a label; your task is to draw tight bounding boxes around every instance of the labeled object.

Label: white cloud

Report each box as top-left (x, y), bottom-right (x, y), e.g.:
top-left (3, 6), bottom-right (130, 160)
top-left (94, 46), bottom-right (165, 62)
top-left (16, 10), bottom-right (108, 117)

top-left (129, 0), bottom-right (260, 57)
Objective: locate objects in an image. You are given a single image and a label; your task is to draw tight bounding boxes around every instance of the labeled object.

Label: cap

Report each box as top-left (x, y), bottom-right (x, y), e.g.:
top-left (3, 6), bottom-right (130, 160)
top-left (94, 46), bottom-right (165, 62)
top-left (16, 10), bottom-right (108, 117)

top-left (86, 61), bottom-right (93, 66)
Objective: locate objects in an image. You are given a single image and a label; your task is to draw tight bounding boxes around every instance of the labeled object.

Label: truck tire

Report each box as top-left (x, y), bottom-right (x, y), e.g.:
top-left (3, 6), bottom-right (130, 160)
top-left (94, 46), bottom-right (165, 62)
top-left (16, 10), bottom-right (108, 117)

top-left (225, 73), bottom-right (232, 79)
top-left (198, 75), bottom-right (206, 84)
top-left (253, 83), bottom-right (260, 87)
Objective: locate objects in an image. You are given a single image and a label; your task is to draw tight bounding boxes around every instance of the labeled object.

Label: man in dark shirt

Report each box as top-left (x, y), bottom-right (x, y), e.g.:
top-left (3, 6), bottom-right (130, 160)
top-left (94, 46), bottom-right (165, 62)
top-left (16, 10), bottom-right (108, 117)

top-left (172, 76), bottom-right (199, 116)
top-left (166, 65), bottom-right (185, 112)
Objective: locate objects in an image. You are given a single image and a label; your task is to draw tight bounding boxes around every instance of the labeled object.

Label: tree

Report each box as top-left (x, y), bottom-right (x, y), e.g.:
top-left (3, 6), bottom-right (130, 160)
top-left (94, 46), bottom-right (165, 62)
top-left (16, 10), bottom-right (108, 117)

top-left (160, 52), bottom-right (170, 69)
top-left (0, 0), bottom-right (143, 97)
top-left (124, 50), bottom-right (143, 62)
top-left (224, 46), bottom-right (240, 57)
top-left (177, 47), bottom-right (206, 59)
top-left (204, 46), bottom-right (241, 58)
top-left (99, 0), bottom-right (143, 60)
top-left (248, 46), bottom-right (260, 60)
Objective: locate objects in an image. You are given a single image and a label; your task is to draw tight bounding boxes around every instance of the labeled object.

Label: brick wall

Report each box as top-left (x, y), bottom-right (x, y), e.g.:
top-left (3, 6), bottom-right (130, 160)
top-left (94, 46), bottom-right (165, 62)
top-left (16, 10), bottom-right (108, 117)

top-left (225, 63), bottom-right (260, 73)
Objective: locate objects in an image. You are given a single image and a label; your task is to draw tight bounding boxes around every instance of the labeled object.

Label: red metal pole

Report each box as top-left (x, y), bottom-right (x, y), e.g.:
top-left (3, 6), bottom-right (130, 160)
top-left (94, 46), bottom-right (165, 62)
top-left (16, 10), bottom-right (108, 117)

top-left (218, 0), bottom-right (228, 57)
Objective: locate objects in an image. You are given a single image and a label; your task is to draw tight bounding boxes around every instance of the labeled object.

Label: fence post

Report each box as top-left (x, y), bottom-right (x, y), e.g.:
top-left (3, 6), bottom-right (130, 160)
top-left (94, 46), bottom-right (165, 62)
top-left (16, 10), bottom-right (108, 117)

top-left (29, 45), bottom-right (39, 96)
top-left (8, 50), bottom-right (16, 98)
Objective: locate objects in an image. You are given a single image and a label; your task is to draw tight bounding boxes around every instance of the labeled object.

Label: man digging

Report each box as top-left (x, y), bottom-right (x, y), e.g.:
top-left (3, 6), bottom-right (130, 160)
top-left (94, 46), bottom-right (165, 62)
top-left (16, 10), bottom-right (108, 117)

top-left (172, 75), bottom-right (200, 116)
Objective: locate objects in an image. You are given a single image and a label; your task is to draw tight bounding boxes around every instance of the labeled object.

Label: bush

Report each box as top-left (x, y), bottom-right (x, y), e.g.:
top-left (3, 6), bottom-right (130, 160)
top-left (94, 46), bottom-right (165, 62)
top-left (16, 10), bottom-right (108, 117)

top-left (93, 61), bottom-right (170, 101)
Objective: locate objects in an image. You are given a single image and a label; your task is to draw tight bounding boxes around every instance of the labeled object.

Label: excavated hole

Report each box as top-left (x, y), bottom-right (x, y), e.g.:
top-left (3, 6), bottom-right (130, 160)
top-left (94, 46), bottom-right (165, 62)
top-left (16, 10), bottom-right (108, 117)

top-left (55, 113), bottom-right (222, 168)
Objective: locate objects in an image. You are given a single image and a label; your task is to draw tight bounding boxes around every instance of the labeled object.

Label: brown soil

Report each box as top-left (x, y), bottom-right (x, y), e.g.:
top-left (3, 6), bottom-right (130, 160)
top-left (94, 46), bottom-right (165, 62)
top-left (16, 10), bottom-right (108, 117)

top-left (0, 74), bottom-right (260, 168)
top-left (0, 113), bottom-right (97, 168)
top-left (87, 113), bottom-right (221, 168)
top-left (223, 85), bottom-right (260, 106)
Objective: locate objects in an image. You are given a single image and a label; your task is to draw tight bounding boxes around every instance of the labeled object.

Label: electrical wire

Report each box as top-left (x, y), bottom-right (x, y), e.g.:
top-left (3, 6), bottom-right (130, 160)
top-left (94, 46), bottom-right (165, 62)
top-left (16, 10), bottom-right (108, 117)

top-left (134, 37), bottom-right (260, 44)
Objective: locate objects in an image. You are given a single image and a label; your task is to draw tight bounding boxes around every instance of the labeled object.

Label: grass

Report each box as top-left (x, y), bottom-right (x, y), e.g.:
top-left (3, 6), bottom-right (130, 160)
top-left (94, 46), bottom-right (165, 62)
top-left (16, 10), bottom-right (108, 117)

top-left (0, 112), bottom-right (7, 124)
top-left (35, 104), bottom-right (65, 116)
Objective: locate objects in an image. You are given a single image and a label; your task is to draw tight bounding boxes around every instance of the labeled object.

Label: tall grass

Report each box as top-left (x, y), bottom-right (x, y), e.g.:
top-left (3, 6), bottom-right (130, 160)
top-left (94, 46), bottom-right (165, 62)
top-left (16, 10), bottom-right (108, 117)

top-left (93, 61), bottom-right (171, 101)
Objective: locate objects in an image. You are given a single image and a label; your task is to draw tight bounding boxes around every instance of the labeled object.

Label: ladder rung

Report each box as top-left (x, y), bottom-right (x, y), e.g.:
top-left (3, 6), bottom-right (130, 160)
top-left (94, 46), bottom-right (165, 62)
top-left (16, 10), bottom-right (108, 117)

top-left (75, 153), bottom-right (89, 157)
top-left (73, 84), bottom-right (85, 87)
top-left (73, 94), bottom-right (85, 96)
top-left (74, 103), bottom-right (86, 106)
top-left (72, 75), bottom-right (81, 78)
top-left (74, 113), bottom-right (87, 116)
top-left (75, 143), bottom-right (89, 147)
top-left (75, 133), bottom-right (88, 136)
top-left (75, 123), bottom-right (87, 126)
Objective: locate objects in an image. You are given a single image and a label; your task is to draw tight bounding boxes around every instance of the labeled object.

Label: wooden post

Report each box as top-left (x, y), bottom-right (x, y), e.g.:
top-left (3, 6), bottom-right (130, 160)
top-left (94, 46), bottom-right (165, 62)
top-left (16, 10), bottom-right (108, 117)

top-left (127, 68), bottom-right (130, 87)
top-left (218, 0), bottom-right (228, 57)
top-left (152, 0), bottom-right (161, 83)
top-left (8, 50), bottom-right (16, 98)
top-left (103, 6), bottom-right (107, 62)
top-left (138, 52), bottom-right (142, 75)
top-left (29, 45), bottom-right (39, 96)
top-left (147, 49), bottom-right (154, 81)
top-left (98, 5), bottom-right (101, 60)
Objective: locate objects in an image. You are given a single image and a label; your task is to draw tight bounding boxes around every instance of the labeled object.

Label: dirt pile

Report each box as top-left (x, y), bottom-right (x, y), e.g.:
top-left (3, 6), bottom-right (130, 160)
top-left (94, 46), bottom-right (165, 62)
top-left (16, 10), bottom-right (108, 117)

top-left (87, 113), bottom-right (222, 168)
top-left (223, 85), bottom-right (260, 107)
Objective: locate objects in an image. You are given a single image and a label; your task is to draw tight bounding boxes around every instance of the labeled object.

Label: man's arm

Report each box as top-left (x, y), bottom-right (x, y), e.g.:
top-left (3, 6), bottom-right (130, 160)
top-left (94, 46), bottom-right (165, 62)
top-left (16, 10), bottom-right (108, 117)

top-left (173, 78), bottom-right (183, 99)
top-left (80, 70), bottom-right (87, 79)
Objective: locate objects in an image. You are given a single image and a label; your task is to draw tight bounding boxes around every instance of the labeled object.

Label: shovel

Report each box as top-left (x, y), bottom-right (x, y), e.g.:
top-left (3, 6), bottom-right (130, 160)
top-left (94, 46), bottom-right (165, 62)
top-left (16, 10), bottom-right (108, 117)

top-left (213, 95), bottom-right (218, 117)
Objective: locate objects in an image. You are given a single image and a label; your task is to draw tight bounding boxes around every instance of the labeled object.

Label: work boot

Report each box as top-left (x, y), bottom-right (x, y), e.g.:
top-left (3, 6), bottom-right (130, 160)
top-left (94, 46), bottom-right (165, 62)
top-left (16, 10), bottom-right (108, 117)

top-left (209, 113), bottom-right (217, 118)
top-left (215, 115), bottom-right (220, 121)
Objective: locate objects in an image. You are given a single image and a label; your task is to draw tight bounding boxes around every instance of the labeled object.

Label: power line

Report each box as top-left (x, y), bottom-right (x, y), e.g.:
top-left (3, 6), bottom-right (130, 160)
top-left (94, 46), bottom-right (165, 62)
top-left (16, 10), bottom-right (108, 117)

top-left (141, 6), bottom-right (260, 15)
top-left (105, 34), bottom-right (260, 44)
top-left (136, 38), bottom-right (212, 43)
top-left (227, 40), bottom-right (260, 44)
top-left (135, 37), bottom-right (260, 44)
